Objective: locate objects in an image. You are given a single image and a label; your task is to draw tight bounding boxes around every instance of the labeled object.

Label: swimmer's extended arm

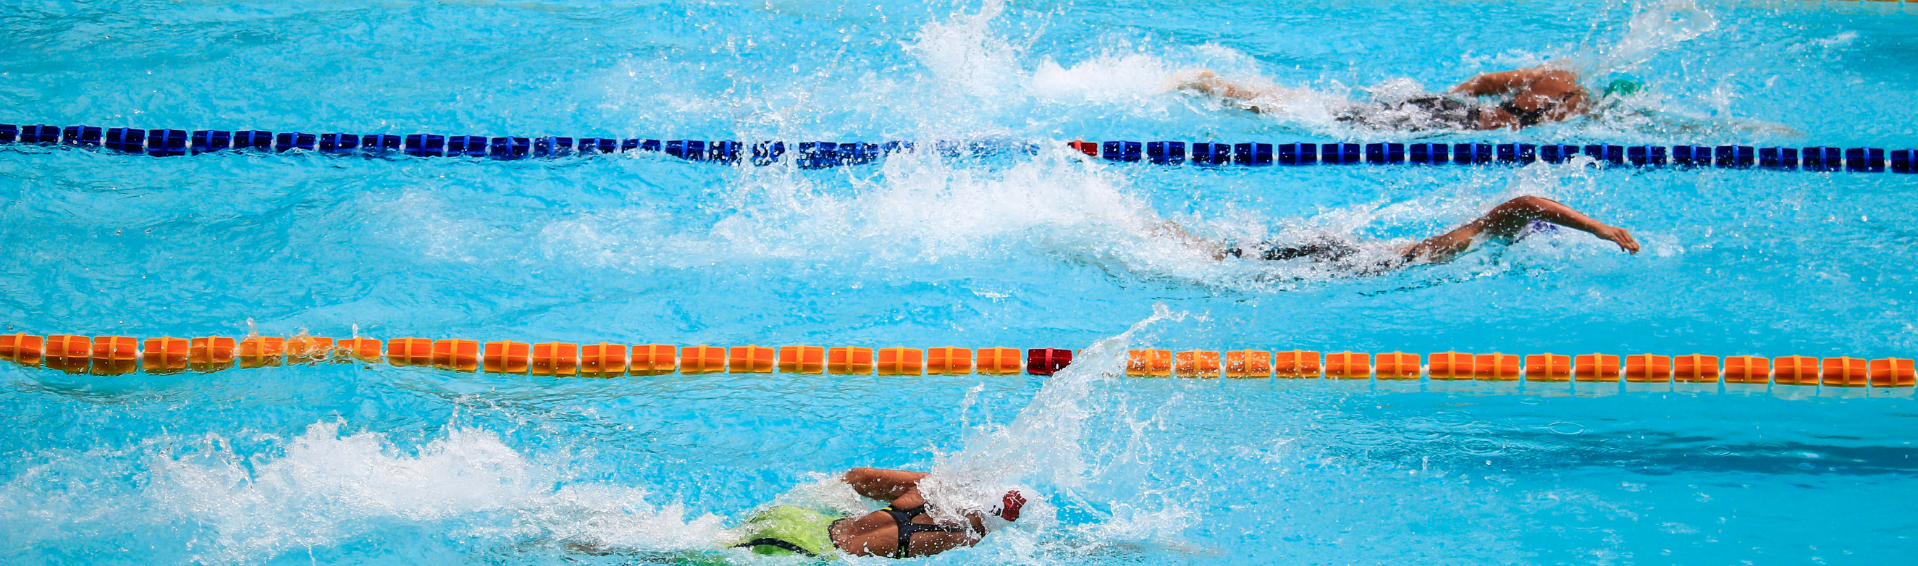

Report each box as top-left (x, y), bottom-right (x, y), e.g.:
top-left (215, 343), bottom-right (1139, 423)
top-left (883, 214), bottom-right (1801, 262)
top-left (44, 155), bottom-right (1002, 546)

top-left (1453, 68), bottom-right (1544, 96)
top-left (1452, 69), bottom-right (1527, 96)
top-left (843, 467), bottom-right (928, 501)
top-left (1451, 68), bottom-right (1577, 97)
top-left (1172, 68), bottom-right (1294, 113)
top-left (1403, 196), bottom-right (1640, 262)
top-left (1175, 69), bottom-right (1265, 101)
top-left (1152, 220), bottom-right (1232, 260)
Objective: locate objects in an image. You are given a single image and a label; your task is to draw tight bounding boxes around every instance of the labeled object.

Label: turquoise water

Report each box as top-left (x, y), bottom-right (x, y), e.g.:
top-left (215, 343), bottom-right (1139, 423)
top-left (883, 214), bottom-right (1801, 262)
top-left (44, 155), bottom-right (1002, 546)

top-left (4, 0), bottom-right (1918, 564)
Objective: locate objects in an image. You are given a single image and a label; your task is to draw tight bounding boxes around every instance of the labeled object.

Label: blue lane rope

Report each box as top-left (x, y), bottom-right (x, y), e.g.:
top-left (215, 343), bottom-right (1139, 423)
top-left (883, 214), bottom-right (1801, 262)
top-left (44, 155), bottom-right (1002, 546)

top-left (1, 123), bottom-right (1911, 173)
top-left (1076, 140), bottom-right (1906, 172)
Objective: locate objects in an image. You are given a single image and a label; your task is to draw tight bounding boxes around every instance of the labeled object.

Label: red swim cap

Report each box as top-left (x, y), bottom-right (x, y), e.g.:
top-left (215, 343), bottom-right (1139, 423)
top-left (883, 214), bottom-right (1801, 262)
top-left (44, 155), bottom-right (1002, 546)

top-left (999, 490), bottom-right (1026, 521)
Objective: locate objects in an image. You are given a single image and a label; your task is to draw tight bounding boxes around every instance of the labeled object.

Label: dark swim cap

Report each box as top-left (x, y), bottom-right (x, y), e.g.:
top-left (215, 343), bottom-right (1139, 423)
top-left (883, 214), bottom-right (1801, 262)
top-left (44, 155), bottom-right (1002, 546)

top-left (1602, 78), bottom-right (1644, 97)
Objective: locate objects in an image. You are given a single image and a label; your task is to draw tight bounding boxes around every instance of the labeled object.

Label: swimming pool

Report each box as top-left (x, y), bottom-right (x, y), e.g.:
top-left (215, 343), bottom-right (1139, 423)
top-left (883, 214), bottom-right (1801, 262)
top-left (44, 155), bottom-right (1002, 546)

top-left (4, 0), bottom-right (1918, 563)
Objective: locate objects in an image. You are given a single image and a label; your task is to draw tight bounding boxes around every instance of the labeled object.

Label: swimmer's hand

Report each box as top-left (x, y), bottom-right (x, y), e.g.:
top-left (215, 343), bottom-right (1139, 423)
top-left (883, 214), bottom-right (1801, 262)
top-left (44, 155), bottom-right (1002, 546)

top-left (1146, 221), bottom-right (1231, 260)
top-left (1597, 225), bottom-right (1640, 254)
top-left (1168, 68), bottom-right (1218, 93)
top-left (1172, 68), bottom-right (1274, 108)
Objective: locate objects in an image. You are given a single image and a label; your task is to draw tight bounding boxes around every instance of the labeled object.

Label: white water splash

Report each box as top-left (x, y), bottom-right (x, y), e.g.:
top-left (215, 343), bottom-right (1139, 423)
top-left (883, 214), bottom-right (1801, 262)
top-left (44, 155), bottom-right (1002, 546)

top-left (1030, 53), bottom-right (1175, 103)
top-left (904, 0), bottom-right (1029, 132)
top-left (507, 141), bottom-right (1634, 297)
top-left (912, 305), bottom-right (1194, 552)
top-left (909, 0), bottom-right (1022, 100)
top-left (3, 420), bottom-right (728, 564)
top-left (1590, 0), bottom-right (1719, 76)
top-left (528, 148), bottom-right (1230, 281)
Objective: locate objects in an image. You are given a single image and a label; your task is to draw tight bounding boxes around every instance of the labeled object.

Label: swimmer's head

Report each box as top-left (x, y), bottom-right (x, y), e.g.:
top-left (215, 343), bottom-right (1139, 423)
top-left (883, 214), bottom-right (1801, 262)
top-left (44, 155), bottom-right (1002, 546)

top-left (981, 490), bottom-right (1027, 532)
top-left (998, 490), bottom-right (1026, 521)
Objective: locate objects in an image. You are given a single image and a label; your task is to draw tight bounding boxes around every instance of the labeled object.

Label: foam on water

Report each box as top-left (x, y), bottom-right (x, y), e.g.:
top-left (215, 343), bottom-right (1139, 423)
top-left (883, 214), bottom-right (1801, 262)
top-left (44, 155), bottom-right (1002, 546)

top-left (505, 146), bottom-right (1238, 283)
top-left (1586, 0), bottom-right (1721, 77)
top-left (902, 0), bottom-right (1031, 133)
top-left (900, 305), bottom-right (1185, 560)
top-left (1, 420), bottom-right (728, 564)
top-left (496, 137), bottom-right (1647, 298)
top-left (1029, 53), bottom-right (1177, 105)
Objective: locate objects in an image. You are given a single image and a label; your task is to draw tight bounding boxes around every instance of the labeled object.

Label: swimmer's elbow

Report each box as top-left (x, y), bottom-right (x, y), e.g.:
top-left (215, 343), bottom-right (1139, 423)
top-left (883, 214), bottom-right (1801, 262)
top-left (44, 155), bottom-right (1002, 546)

top-left (1506, 195), bottom-right (1548, 208)
top-left (842, 467), bottom-right (881, 484)
top-left (1494, 195), bottom-right (1550, 215)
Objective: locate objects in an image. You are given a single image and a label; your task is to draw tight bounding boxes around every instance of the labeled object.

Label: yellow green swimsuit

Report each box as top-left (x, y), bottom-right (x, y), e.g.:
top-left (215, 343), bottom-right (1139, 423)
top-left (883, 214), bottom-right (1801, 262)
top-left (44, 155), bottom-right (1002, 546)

top-left (736, 504), bottom-right (972, 559)
top-left (736, 506), bottom-right (843, 559)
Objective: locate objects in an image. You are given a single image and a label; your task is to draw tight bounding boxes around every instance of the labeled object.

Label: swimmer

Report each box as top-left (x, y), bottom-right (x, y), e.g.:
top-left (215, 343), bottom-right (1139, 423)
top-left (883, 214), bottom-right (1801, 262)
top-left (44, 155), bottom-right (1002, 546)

top-left (1178, 66), bottom-right (1639, 131)
top-left (732, 467), bottom-right (1026, 559)
top-left (1158, 196), bottom-right (1639, 273)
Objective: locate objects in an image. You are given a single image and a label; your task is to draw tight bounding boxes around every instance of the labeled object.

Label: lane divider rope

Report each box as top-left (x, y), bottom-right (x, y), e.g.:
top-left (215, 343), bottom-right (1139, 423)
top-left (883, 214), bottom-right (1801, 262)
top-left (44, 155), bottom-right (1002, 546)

top-left (2, 124), bottom-right (1912, 173)
top-left (0, 333), bottom-right (1912, 388)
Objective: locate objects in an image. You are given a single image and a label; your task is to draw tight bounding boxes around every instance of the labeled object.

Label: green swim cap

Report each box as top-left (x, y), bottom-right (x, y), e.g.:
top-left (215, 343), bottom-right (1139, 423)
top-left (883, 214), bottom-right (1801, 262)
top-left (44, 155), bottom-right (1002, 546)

top-left (1602, 79), bottom-right (1643, 97)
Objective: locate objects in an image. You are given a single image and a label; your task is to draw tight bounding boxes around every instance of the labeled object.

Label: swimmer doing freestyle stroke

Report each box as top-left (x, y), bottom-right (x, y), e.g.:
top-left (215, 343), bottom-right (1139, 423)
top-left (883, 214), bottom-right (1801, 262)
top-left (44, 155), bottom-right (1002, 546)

top-left (1154, 196), bottom-right (1640, 274)
top-left (1178, 65), bottom-right (1642, 131)
top-left (729, 467), bottom-right (1027, 559)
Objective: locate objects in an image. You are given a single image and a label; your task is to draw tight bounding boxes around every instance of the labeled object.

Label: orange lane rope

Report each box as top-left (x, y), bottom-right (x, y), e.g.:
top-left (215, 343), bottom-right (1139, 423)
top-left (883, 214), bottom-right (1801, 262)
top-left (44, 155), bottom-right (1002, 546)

top-left (0, 333), bottom-right (1911, 387)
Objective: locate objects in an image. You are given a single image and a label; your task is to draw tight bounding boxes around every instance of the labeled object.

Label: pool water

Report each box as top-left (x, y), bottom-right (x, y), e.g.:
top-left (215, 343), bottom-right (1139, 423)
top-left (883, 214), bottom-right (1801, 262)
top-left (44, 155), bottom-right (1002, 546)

top-left (4, 0), bottom-right (1918, 564)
